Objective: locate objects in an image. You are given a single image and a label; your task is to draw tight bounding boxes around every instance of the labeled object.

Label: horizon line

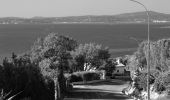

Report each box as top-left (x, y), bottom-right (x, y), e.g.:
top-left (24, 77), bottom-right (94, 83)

top-left (0, 10), bottom-right (169, 19)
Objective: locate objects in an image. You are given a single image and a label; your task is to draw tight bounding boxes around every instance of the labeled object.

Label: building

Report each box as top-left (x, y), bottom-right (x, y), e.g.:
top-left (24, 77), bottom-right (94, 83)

top-left (113, 58), bottom-right (126, 75)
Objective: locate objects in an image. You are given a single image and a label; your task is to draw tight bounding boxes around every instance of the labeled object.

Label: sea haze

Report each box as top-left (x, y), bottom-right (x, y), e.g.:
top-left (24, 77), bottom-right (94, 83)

top-left (0, 23), bottom-right (170, 63)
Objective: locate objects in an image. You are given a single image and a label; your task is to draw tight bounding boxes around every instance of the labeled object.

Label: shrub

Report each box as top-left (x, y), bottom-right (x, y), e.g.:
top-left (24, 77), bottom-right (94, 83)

top-left (154, 71), bottom-right (170, 94)
top-left (83, 72), bottom-right (100, 81)
top-left (0, 55), bottom-right (54, 100)
top-left (68, 71), bottom-right (101, 83)
top-left (68, 74), bottom-right (83, 83)
top-left (134, 71), bottom-right (155, 91)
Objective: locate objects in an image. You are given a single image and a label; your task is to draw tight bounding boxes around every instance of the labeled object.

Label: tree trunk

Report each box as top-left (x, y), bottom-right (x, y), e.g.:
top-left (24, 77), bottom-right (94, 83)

top-left (54, 78), bottom-right (63, 100)
top-left (58, 81), bottom-right (61, 100)
top-left (54, 78), bottom-right (58, 100)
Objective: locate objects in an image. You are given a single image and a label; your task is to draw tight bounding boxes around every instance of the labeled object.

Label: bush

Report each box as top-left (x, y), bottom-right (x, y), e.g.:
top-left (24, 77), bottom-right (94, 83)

top-left (1, 56), bottom-right (54, 100)
top-left (154, 71), bottom-right (170, 94)
top-left (83, 72), bottom-right (100, 81)
top-left (69, 74), bottom-right (83, 83)
top-left (68, 71), bottom-right (101, 83)
top-left (134, 72), bottom-right (155, 91)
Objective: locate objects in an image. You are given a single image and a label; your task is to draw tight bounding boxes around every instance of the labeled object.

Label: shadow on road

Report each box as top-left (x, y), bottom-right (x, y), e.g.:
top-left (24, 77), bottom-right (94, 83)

top-left (66, 88), bottom-right (131, 99)
top-left (65, 80), bottom-right (132, 100)
top-left (82, 80), bottom-right (127, 86)
top-left (73, 79), bottom-right (128, 85)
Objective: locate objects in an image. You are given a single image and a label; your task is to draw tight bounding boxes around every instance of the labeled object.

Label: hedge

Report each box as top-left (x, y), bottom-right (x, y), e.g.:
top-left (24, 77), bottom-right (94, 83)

top-left (68, 71), bottom-right (101, 83)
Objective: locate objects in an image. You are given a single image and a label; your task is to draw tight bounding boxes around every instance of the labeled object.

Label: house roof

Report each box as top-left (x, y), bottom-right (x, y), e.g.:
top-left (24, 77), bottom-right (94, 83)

top-left (116, 63), bottom-right (125, 67)
top-left (115, 58), bottom-right (125, 67)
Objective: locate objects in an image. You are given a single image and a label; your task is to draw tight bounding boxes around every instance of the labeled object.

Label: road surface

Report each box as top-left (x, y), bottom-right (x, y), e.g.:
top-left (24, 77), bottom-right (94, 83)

top-left (64, 79), bottom-right (133, 100)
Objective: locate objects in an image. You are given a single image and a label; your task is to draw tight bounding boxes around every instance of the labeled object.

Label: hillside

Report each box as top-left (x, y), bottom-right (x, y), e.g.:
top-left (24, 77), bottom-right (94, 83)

top-left (0, 11), bottom-right (170, 24)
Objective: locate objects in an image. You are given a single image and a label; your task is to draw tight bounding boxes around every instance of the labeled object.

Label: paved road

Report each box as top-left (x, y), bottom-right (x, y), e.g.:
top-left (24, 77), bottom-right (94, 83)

top-left (64, 79), bottom-right (133, 100)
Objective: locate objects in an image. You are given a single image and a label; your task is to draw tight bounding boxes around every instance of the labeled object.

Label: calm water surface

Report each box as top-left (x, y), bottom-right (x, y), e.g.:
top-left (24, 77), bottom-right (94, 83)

top-left (0, 23), bottom-right (170, 62)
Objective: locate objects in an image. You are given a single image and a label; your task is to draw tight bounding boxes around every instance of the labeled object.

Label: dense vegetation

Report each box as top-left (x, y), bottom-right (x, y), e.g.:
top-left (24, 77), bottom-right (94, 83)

top-left (0, 33), bottom-right (115, 100)
top-left (68, 71), bottom-right (101, 83)
top-left (71, 43), bottom-right (110, 72)
top-left (31, 33), bottom-right (78, 100)
top-left (0, 55), bottom-right (53, 100)
top-left (126, 38), bottom-right (170, 94)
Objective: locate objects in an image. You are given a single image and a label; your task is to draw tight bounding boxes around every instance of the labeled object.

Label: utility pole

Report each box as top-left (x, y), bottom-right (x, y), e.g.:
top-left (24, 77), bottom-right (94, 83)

top-left (129, 0), bottom-right (150, 100)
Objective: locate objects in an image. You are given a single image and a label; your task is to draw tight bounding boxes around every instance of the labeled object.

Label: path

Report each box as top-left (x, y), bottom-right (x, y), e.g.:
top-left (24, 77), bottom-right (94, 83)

top-left (64, 79), bottom-right (133, 100)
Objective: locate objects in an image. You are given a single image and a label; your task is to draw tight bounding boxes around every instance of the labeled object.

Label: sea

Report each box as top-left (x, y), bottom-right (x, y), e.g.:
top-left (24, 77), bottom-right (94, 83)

top-left (0, 23), bottom-right (170, 63)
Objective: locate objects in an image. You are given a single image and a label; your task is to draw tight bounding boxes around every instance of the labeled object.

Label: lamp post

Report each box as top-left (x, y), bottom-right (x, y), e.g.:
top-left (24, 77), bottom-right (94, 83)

top-left (129, 0), bottom-right (150, 100)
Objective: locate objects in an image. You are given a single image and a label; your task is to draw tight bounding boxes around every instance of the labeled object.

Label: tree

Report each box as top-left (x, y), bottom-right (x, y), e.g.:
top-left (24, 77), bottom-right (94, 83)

top-left (31, 33), bottom-right (77, 72)
top-left (125, 38), bottom-right (170, 97)
top-left (138, 39), bottom-right (170, 72)
top-left (31, 33), bottom-right (77, 64)
top-left (71, 43), bottom-right (110, 71)
top-left (101, 59), bottom-right (116, 76)
top-left (39, 59), bottom-right (61, 100)
top-left (31, 33), bottom-right (77, 100)
top-left (126, 39), bottom-right (170, 73)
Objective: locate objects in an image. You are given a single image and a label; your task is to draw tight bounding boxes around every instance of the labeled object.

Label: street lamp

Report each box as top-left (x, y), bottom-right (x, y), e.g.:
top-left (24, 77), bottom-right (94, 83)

top-left (129, 0), bottom-right (150, 100)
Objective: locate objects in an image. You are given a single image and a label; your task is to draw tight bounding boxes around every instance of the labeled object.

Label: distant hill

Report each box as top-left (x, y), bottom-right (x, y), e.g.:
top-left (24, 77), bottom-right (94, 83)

top-left (115, 11), bottom-right (169, 18)
top-left (114, 11), bottom-right (170, 22)
top-left (0, 11), bottom-right (170, 24)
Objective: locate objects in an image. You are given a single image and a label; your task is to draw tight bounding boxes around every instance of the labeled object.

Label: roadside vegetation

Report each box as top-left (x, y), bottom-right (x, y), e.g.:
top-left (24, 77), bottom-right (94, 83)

top-left (3, 32), bottom-right (170, 100)
top-left (0, 33), bottom-right (116, 100)
top-left (123, 38), bottom-right (170, 99)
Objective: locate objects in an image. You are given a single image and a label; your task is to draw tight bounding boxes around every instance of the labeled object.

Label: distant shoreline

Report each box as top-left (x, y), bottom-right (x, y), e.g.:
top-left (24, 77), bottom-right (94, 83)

top-left (0, 22), bottom-right (170, 25)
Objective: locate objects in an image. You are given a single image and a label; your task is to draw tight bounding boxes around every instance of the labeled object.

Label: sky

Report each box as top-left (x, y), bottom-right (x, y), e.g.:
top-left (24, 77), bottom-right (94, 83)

top-left (0, 0), bottom-right (169, 17)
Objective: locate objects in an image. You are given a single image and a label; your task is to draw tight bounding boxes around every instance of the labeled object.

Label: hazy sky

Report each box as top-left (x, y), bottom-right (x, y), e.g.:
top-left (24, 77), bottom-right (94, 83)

top-left (0, 0), bottom-right (169, 17)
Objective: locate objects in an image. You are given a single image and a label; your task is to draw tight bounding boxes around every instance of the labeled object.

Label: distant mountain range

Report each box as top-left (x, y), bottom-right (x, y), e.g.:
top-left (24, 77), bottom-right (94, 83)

top-left (0, 11), bottom-right (170, 24)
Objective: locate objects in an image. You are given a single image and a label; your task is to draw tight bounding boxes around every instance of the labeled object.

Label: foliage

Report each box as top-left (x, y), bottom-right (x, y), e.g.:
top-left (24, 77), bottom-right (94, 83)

top-left (134, 72), bottom-right (155, 91)
top-left (125, 38), bottom-right (170, 97)
top-left (83, 71), bottom-right (101, 81)
top-left (71, 43), bottom-right (110, 71)
top-left (68, 71), bottom-right (101, 83)
top-left (0, 32), bottom-right (78, 100)
top-left (0, 33), bottom-right (114, 100)
top-left (119, 55), bottom-right (129, 66)
top-left (31, 33), bottom-right (77, 71)
top-left (154, 71), bottom-right (170, 94)
top-left (30, 33), bottom-right (77, 100)
top-left (68, 74), bottom-right (83, 83)
top-left (99, 59), bottom-right (116, 76)
top-left (31, 33), bottom-right (77, 100)
top-left (127, 38), bottom-right (170, 74)
top-left (39, 59), bottom-right (59, 79)
top-left (0, 54), bottom-right (53, 100)
top-left (125, 55), bottom-right (139, 73)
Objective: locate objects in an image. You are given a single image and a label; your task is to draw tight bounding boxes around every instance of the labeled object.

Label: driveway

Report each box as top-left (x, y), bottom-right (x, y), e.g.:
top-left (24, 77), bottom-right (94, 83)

top-left (64, 79), bottom-right (133, 100)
